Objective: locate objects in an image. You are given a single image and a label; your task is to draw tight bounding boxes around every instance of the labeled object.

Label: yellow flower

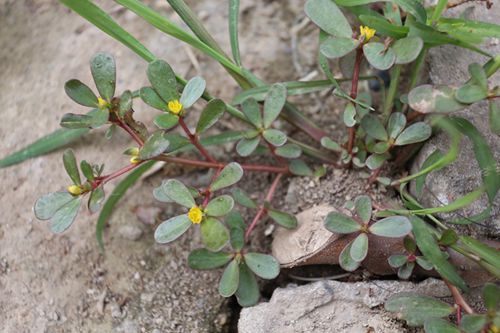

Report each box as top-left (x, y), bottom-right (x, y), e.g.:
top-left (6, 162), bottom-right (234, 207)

top-left (188, 206), bottom-right (203, 224)
top-left (67, 185), bottom-right (83, 196)
top-left (98, 97), bottom-right (110, 109)
top-left (130, 156), bottom-right (141, 164)
top-left (360, 26), bottom-right (376, 42)
top-left (167, 99), bottom-right (183, 115)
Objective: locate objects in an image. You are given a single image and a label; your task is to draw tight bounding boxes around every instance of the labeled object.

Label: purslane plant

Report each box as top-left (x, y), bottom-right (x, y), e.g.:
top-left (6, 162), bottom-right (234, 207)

top-left (1, 0), bottom-right (499, 328)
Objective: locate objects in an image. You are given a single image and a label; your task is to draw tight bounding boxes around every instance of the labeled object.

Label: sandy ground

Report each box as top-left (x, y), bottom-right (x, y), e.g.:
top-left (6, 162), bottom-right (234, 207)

top-left (0, 0), bottom-right (321, 332)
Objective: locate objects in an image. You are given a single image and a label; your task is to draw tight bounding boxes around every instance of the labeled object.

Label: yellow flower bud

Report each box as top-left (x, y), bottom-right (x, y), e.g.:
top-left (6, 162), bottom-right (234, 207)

top-left (188, 206), bottom-right (203, 224)
top-left (98, 97), bottom-right (110, 109)
top-left (129, 147), bottom-right (140, 156)
top-left (167, 99), bottom-right (183, 115)
top-left (360, 26), bottom-right (376, 42)
top-left (130, 156), bottom-right (141, 164)
top-left (67, 185), bottom-right (83, 196)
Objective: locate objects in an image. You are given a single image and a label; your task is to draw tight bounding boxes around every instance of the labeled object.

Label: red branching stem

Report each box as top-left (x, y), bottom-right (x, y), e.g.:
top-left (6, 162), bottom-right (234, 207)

top-left (116, 119), bottom-right (144, 146)
top-left (92, 162), bottom-right (142, 189)
top-left (244, 173), bottom-right (283, 241)
top-left (178, 117), bottom-right (217, 163)
top-left (153, 155), bottom-right (289, 173)
top-left (264, 140), bottom-right (287, 166)
top-left (444, 279), bottom-right (475, 315)
top-left (347, 47), bottom-right (364, 156)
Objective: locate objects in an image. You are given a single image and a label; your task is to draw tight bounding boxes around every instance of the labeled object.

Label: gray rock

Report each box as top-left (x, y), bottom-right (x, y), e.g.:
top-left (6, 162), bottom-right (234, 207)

top-left (239, 278), bottom-right (448, 333)
top-left (410, 3), bottom-right (500, 238)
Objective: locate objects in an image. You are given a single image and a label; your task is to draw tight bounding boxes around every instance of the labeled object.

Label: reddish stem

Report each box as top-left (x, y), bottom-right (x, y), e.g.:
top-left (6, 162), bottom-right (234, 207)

top-left (178, 117), bottom-right (217, 163)
top-left (92, 162), bottom-right (142, 189)
top-left (444, 279), bottom-right (474, 315)
top-left (244, 173), bottom-right (283, 241)
top-left (116, 119), bottom-right (144, 146)
top-left (347, 47), bottom-right (364, 156)
top-left (153, 155), bottom-right (289, 174)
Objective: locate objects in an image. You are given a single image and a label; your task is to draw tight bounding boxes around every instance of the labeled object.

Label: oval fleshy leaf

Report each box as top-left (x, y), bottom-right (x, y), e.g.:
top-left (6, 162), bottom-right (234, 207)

top-left (90, 52), bottom-right (116, 100)
top-left (320, 37), bottom-right (360, 59)
top-left (180, 76), bottom-right (205, 108)
top-left (205, 195), bottom-right (234, 217)
top-left (244, 252), bottom-right (280, 279)
top-left (236, 137), bottom-right (260, 157)
top-left (154, 214), bottom-right (191, 244)
top-left (267, 209), bottom-right (297, 229)
top-left (188, 248), bottom-right (233, 270)
top-left (263, 129), bottom-right (287, 147)
top-left (416, 257), bottom-right (434, 270)
top-left (139, 131), bottom-right (170, 160)
top-left (305, 0), bottom-right (352, 38)
top-left (263, 84), bottom-right (287, 128)
top-left (354, 195), bottom-right (372, 223)
top-left (275, 143), bottom-right (302, 159)
top-left (455, 84), bottom-right (487, 104)
top-left (289, 159), bottom-right (313, 176)
top-left (363, 42), bottom-right (396, 70)
top-left (339, 239), bottom-right (361, 271)
top-left (242, 98), bottom-right (263, 129)
top-left (324, 212), bottom-right (361, 234)
top-left (385, 294), bottom-right (455, 326)
top-left (201, 217), bottom-right (230, 251)
top-left (361, 114), bottom-right (388, 141)
top-left (50, 197), bottom-right (82, 233)
top-left (219, 259), bottom-right (239, 297)
top-left (424, 318), bottom-right (461, 333)
top-left (162, 179), bottom-right (196, 208)
top-left (231, 188), bottom-right (257, 209)
top-left (118, 90), bottom-right (133, 117)
top-left (236, 263), bottom-right (260, 307)
top-left (64, 79), bottom-right (98, 107)
top-left (147, 59), bottom-right (179, 103)
top-left (154, 113), bottom-right (179, 130)
top-left (88, 187), bottom-right (105, 214)
top-left (398, 262), bottom-right (415, 279)
top-left (365, 153), bottom-right (388, 170)
top-left (210, 162), bottom-right (244, 192)
top-left (63, 149), bottom-right (81, 185)
top-left (369, 216), bottom-right (412, 237)
top-left (408, 84), bottom-right (465, 114)
top-left (350, 233), bottom-right (369, 262)
top-left (388, 254), bottom-right (408, 268)
top-left (196, 99), bottom-right (226, 133)
top-left (225, 211), bottom-right (246, 251)
top-left (394, 122), bottom-right (432, 146)
top-left (321, 137), bottom-right (342, 152)
top-left (392, 36), bottom-right (423, 64)
top-left (34, 192), bottom-right (75, 220)
top-left (153, 181), bottom-right (173, 203)
top-left (140, 86), bottom-right (167, 110)
top-left (387, 112), bottom-right (406, 139)
top-left (343, 103), bottom-right (357, 128)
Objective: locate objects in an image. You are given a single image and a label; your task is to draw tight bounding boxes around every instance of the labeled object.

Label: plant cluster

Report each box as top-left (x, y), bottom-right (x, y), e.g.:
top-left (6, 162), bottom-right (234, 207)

top-left (2, 0), bottom-right (500, 331)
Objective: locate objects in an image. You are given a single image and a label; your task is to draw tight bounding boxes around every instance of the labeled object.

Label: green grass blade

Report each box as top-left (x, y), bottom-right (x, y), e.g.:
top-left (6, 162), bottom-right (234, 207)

top-left (96, 161), bottom-right (156, 250)
top-left (0, 128), bottom-right (88, 168)
top-left (60, 0), bottom-right (155, 62)
top-left (229, 0), bottom-right (242, 66)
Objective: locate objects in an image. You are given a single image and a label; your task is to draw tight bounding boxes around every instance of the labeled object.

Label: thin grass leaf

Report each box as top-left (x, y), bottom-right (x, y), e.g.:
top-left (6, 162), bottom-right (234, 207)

top-left (229, 0), bottom-right (242, 66)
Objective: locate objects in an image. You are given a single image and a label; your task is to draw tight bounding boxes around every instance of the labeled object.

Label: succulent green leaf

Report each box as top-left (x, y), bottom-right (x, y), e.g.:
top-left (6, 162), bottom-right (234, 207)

top-left (210, 162), bottom-right (244, 192)
top-left (196, 99), bottom-right (226, 133)
top-left (231, 188), bottom-right (257, 209)
top-left (139, 131), bottom-right (170, 160)
top-left (162, 179), bottom-right (196, 208)
top-left (343, 103), bottom-right (357, 128)
top-left (321, 137), bottom-right (342, 152)
top-left (354, 195), bottom-right (372, 224)
top-left (63, 149), bottom-right (81, 185)
top-left (369, 216), bottom-right (411, 237)
top-left (394, 122), bottom-right (432, 146)
top-left (289, 159), bottom-right (313, 176)
top-left (236, 263), bottom-right (260, 307)
top-left (263, 129), bottom-right (287, 147)
top-left (385, 293), bottom-right (455, 326)
top-left (388, 254), bottom-right (407, 268)
top-left (236, 137), bottom-right (260, 157)
top-left (424, 318), bottom-right (461, 333)
top-left (263, 84), bottom-right (287, 128)
top-left (49, 197), bottom-right (82, 233)
top-left (179, 76), bottom-right (206, 108)
top-left (219, 259), bottom-right (239, 297)
top-left (188, 249), bottom-right (233, 270)
top-left (154, 214), bottom-right (191, 244)
top-left (275, 143), bottom-right (302, 159)
top-left (90, 52), bottom-right (116, 100)
top-left (460, 315), bottom-right (488, 333)
top-left (439, 229), bottom-right (458, 246)
top-left (153, 181), bottom-right (173, 203)
top-left (244, 253), bottom-right (280, 279)
top-left (305, 0), bottom-right (352, 38)
top-left (363, 42), bottom-right (396, 70)
top-left (416, 256), bottom-right (434, 270)
top-left (373, 141), bottom-right (390, 154)
top-left (392, 36), bottom-right (423, 64)
top-left (398, 262), bottom-right (415, 279)
top-left (361, 114), bottom-right (388, 141)
top-left (154, 113), bottom-right (179, 130)
top-left (387, 112), bottom-right (406, 139)
top-left (324, 212), bottom-right (361, 234)
top-left (205, 195), bottom-right (234, 217)
top-left (339, 239), bottom-right (361, 271)
top-left (320, 37), bottom-right (359, 59)
top-left (350, 233), bottom-right (369, 262)
top-left (34, 192), bottom-right (75, 220)
top-left (455, 84), bottom-right (488, 104)
top-left (267, 209), bottom-right (297, 229)
top-left (118, 90), bottom-right (133, 117)
top-left (241, 98), bottom-right (263, 129)
top-left (60, 109), bottom-right (108, 129)
top-left (483, 283), bottom-right (500, 311)
top-left (147, 59), bottom-right (179, 103)
top-left (88, 187), bottom-right (105, 214)
top-left (201, 217), bottom-right (229, 251)
top-left (225, 211), bottom-right (246, 251)
top-left (64, 79), bottom-right (98, 107)
top-left (140, 86), bottom-right (167, 110)
top-left (365, 153), bottom-right (388, 170)
top-left (80, 160), bottom-right (94, 181)
top-left (408, 84), bottom-right (466, 114)
top-left (489, 100), bottom-right (500, 134)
